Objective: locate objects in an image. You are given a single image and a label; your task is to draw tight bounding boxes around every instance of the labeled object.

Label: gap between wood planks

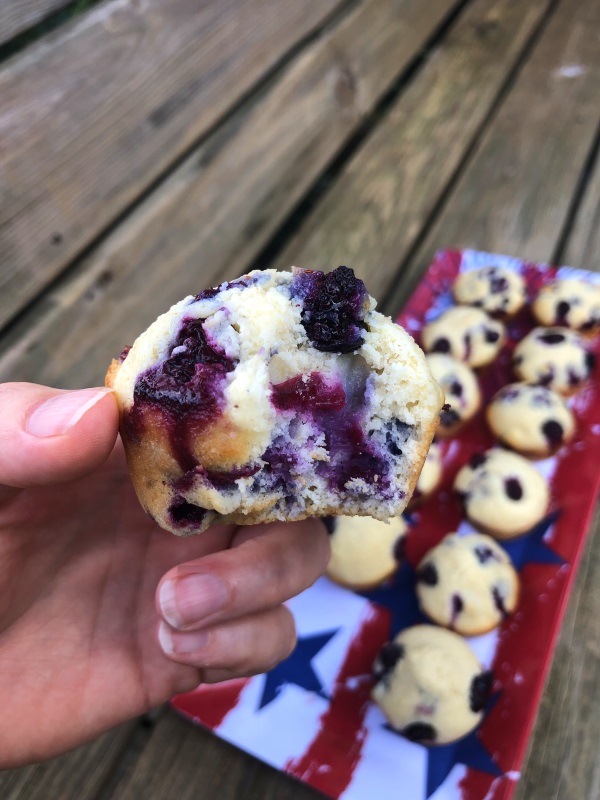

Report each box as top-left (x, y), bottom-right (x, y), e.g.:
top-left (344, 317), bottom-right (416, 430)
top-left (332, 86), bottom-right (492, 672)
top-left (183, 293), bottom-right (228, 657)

top-left (0, 1), bottom-right (102, 56)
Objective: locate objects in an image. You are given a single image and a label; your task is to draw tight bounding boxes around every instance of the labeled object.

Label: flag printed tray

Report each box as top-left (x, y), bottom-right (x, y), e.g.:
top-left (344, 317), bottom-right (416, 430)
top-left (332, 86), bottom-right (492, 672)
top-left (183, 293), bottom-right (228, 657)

top-left (172, 250), bottom-right (600, 800)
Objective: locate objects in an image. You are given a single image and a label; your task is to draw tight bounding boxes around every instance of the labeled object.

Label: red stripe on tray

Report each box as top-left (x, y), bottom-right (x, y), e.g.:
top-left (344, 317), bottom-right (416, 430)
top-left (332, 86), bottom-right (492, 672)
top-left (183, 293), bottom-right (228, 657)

top-left (171, 677), bottom-right (250, 729)
top-left (284, 603), bottom-right (390, 798)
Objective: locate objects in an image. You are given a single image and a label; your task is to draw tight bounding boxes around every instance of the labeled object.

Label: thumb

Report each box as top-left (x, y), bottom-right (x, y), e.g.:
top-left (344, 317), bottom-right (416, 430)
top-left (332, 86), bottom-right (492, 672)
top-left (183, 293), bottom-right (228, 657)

top-left (0, 382), bottom-right (119, 488)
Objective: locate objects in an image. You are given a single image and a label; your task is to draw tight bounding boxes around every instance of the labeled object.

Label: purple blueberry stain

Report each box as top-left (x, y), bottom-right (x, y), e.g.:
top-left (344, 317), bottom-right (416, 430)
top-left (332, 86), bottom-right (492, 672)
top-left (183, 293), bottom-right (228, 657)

top-left (470, 670), bottom-right (493, 713)
top-left (542, 419), bottom-right (564, 447)
top-left (322, 516), bottom-right (337, 535)
top-left (417, 562), bottom-right (438, 586)
top-left (431, 337), bottom-right (451, 354)
top-left (469, 452), bottom-right (487, 469)
top-left (374, 641), bottom-right (405, 684)
top-left (393, 535), bottom-right (406, 562)
top-left (128, 317), bottom-right (237, 470)
top-left (474, 545), bottom-right (499, 564)
top-left (585, 351), bottom-right (596, 374)
top-left (402, 723), bottom-right (436, 743)
top-left (556, 300), bottom-right (570, 324)
top-left (450, 593), bottom-right (464, 624)
top-left (492, 587), bottom-right (509, 619)
top-left (168, 496), bottom-right (208, 528)
top-left (490, 275), bottom-right (509, 294)
top-left (440, 406), bottom-right (460, 428)
top-left (505, 477), bottom-right (523, 500)
top-left (538, 331), bottom-right (565, 345)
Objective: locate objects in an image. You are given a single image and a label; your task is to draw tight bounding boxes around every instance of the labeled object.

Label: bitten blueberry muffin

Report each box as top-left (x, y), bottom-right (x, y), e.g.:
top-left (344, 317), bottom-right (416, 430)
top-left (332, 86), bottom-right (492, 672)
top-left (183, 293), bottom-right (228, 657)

top-left (487, 382), bottom-right (575, 458)
top-left (426, 354), bottom-right (481, 436)
top-left (107, 267), bottom-right (444, 536)
top-left (324, 515), bottom-right (407, 590)
top-left (415, 533), bottom-right (519, 635)
top-left (453, 266), bottom-right (526, 317)
top-left (453, 449), bottom-right (549, 539)
top-left (532, 278), bottom-right (600, 333)
top-left (421, 306), bottom-right (505, 368)
top-left (410, 440), bottom-right (443, 506)
top-left (372, 625), bottom-right (493, 744)
top-left (512, 326), bottom-right (595, 396)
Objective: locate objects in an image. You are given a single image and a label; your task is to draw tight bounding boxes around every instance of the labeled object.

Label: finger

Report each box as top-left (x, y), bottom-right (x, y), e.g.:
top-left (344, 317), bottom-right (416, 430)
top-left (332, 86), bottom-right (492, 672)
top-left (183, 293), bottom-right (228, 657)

top-left (156, 518), bottom-right (330, 631)
top-left (157, 604), bottom-right (296, 678)
top-left (0, 382), bottom-right (118, 489)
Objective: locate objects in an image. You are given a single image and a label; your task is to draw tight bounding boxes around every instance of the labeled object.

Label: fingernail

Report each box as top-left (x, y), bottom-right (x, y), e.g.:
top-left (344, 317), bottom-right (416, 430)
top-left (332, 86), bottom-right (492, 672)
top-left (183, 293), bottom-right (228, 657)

top-left (27, 388), bottom-right (112, 438)
top-left (158, 573), bottom-right (229, 630)
top-left (157, 621), bottom-right (209, 656)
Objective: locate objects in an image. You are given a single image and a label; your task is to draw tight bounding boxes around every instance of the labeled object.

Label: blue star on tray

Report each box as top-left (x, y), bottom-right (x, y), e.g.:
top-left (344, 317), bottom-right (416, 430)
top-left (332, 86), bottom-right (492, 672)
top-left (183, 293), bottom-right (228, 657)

top-left (500, 510), bottom-right (564, 570)
top-left (385, 695), bottom-right (503, 799)
top-left (359, 559), bottom-right (426, 638)
top-left (258, 629), bottom-right (339, 709)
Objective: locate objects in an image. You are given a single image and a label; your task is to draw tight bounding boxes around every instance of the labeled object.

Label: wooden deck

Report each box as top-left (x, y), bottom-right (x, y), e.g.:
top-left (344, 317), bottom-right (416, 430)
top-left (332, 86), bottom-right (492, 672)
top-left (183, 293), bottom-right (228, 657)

top-left (1, 0), bottom-right (599, 797)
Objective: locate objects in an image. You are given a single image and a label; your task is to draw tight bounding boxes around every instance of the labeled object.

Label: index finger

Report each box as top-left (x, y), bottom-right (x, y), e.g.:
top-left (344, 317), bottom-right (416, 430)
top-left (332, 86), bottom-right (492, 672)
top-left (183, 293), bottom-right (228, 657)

top-left (156, 518), bottom-right (330, 631)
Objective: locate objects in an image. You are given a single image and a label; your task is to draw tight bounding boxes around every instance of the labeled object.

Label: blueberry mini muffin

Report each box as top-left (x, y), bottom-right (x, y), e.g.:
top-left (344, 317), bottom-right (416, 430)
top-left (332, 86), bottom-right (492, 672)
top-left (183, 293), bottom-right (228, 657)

top-left (324, 515), bottom-right (407, 590)
top-left (426, 354), bottom-right (481, 436)
top-left (421, 306), bottom-right (505, 368)
top-left (107, 267), bottom-right (444, 536)
top-left (487, 382), bottom-right (575, 458)
top-left (372, 625), bottom-right (493, 745)
top-left (415, 533), bottom-right (519, 635)
top-left (532, 278), bottom-right (600, 333)
top-left (512, 327), bottom-right (595, 396)
top-left (453, 266), bottom-right (526, 317)
top-left (409, 440), bottom-right (443, 506)
top-left (454, 449), bottom-right (549, 539)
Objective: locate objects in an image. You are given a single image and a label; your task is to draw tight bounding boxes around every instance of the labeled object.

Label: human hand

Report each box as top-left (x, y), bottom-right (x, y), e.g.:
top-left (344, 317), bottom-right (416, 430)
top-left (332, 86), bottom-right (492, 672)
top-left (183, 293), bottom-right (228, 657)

top-left (0, 383), bottom-right (329, 767)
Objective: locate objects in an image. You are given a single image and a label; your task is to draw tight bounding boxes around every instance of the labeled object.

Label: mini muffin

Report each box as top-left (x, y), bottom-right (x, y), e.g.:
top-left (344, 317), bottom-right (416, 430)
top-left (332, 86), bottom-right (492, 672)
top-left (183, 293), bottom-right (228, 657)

top-left (421, 306), bottom-right (505, 368)
top-left (512, 326), bottom-right (595, 396)
top-left (453, 266), bottom-right (526, 317)
top-left (409, 440), bottom-right (443, 506)
top-left (324, 515), bottom-right (407, 590)
top-left (372, 625), bottom-right (493, 745)
top-left (415, 533), bottom-right (519, 635)
top-left (453, 449), bottom-right (549, 539)
top-left (107, 267), bottom-right (444, 536)
top-left (487, 382), bottom-right (575, 457)
top-left (532, 278), bottom-right (600, 333)
top-left (426, 354), bottom-right (481, 436)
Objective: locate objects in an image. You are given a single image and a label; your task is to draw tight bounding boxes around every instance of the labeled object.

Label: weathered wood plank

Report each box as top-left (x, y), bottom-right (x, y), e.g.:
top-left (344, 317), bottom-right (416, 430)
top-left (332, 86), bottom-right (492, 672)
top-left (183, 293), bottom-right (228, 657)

top-left (107, 711), bottom-right (326, 800)
top-left (383, 0), bottom-right (600, 315)
top-left (275, 0), bottom-right (554, 300)
top-left (561, 141), bottom-right (600, 270)
top-left (0, 0), bottom-right (460, 389)
top-left (0, 0), bottom-right (347, 329)
top-left (0, 0), bottom-right (72, 47)
top-left (514, 515), bottom-right (600, 800)
top-left (0, 722), bottom-right (135, 800)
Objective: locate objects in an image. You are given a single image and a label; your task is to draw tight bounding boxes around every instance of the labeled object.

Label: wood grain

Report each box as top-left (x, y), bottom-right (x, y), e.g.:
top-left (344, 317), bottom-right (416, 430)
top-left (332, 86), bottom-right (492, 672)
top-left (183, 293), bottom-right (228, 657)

top-left (108, 712), bottom-right (323, 800)
top-left (561, 141), bottom-right (600, 270)
top-left (0, 0), bottom-right (459, 389)
top-left (383, 0), bottom-right (600, 315)
top-left (0, 0), bottom-right (347, 329)
top-left (514, 515), bottom-right (600, 800)
top-left (276, 0), bottom-right (554, 300)
top-left (0, 0), bottom-right (72, 46)
top-left (0, 723), bottom-right (135, 800)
